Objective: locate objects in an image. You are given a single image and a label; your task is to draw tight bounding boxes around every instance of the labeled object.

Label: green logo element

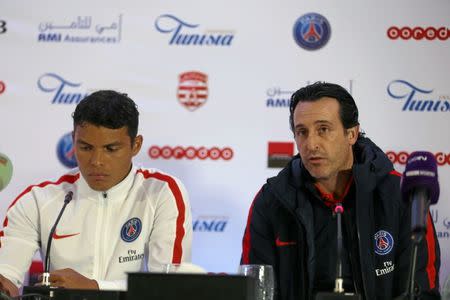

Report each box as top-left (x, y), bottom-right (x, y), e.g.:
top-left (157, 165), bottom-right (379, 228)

top-left (0, 153), bottom-right (13, 192)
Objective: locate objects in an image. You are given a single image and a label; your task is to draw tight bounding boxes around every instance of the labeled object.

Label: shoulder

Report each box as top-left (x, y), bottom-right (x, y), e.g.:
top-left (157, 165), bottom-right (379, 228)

top-left (8, 169), bottom-right (81, 209)
top-left (133, 167), bottom-right (187, 196)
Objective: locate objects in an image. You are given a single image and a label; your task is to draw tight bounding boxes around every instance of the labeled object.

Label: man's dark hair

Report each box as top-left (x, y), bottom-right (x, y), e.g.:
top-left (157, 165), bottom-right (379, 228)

top-left (289, 82), bottom-right (360, 133)
top-left (72, 90), bottom-right (139, 141)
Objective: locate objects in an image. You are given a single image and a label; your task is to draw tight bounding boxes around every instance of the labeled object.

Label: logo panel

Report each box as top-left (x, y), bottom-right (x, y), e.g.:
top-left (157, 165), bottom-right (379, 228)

top-left (267, 142), bottom-right (295, 168)
top-left (387, 26), bottom-right (450, 40)
top-left (121, 218), bottom-right (142, 242)
top-left (374, 230), bottom-right (394, 255)
top-left (386, 80), bottom-right (450, 112)
top-left (177, 71), bottom-right (208, 111)
top-left (37, 15), bottom-right (122, 44)
top-left (57, 132), bottom-right (77, 168)
top-left (293, 13), bottom-right (331, 50)
top-left (38, 73), bottom-right (90, 104)
top-left (155, 14), bottom-right (235, 46)
top-left (148, 146), bottom-right (233, 161)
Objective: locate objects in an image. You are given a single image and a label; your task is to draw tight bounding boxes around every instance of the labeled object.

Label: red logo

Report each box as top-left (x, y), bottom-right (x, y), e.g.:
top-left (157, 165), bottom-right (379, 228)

top-left (268, 142), bottom-right (295, 168)
top-left (386, 151), bottom-right (449, 166)
top-left (275, 237), bottom-right (296, 247)
top-left (177, 71), bottom-right (208, 111)
top-left (148, 146), bottom-right (233, 160)
top-left (387, 26), bottom-right (450, 40)
top-left (0, 81), bottom-right (5, 95)
top-left (52, 232), bottom-right (80, 239)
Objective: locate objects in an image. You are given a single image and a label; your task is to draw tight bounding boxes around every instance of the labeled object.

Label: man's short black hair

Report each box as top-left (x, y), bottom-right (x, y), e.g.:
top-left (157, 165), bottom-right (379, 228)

top-left (72, 90), bottom-right (139, 141)
top-left (289, 81), bottom-right (360, 133)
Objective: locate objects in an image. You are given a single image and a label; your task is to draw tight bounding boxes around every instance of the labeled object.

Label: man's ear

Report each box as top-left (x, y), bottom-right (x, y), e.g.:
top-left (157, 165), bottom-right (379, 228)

top-left (132, 135), bottom-right (143, 156)
top-left (347, 125), bottom-right (359, 146)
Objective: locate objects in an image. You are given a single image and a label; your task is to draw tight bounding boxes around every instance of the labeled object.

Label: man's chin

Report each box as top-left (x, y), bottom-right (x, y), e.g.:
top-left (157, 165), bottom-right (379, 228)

top-left (87, 181), bottom-right (111, 192)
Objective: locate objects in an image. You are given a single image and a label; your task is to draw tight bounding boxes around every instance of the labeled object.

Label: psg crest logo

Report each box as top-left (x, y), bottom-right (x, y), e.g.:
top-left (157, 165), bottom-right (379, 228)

top-left (374, 230), bottom-right (394, 255)
top-left (177, 71), bottom-right (208, 111)
top-left (121, 217), bottom-right (142, 242)
top-left (293, 13), bottom-right (331, 50)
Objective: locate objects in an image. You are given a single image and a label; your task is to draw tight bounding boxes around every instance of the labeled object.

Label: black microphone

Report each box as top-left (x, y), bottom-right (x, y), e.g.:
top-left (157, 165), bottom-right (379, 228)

top-left (401, 151), bottom-right (440, 237)
top-left (315, 203), bottom-right (361, 300)
top-left (42, 191), bottom-right (74, 286)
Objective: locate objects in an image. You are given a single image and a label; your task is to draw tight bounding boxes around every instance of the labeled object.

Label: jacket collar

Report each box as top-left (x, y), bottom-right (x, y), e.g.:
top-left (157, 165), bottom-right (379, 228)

top-left (76, 165), bottom-right (137, 202)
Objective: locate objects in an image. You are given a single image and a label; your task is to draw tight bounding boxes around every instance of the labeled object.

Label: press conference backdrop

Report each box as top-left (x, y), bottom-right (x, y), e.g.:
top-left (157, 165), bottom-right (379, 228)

top-left (1, 0), bottom-right (449, 289)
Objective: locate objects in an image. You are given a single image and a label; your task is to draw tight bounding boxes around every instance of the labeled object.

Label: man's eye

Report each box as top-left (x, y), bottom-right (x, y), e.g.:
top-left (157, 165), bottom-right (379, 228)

top-left (80, 146), bottom-right (91, 151)
top-left (296, 129), bottom-right (306, 137)
top-left (318, 127), bottom-right (329, 134)
top-left (106, 147), bottom-right (118, 152)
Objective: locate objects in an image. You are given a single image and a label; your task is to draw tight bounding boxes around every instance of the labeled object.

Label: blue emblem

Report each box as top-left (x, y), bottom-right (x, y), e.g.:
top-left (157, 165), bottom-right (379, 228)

top-left (293, 13), bottom-right (331, 50)
top-left (374, 230), bottom-right (394, 255)
top-left (121, 218), bottom-right (142, 242)
top-left (56, 132), bottom-right (77, 168)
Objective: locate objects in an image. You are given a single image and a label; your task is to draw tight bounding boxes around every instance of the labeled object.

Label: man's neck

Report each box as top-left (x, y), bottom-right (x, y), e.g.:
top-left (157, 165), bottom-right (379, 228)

top-left (315, 170), bottom-right (353, 200)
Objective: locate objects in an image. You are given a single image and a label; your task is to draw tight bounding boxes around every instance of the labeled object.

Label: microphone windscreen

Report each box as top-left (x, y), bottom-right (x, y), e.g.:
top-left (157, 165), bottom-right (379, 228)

top-left (401, 151), bottom-right (439, 204)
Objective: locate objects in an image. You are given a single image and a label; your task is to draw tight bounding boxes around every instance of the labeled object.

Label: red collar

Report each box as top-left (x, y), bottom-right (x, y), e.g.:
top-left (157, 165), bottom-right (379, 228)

top-left (314, 175), bottom-right (354, 208)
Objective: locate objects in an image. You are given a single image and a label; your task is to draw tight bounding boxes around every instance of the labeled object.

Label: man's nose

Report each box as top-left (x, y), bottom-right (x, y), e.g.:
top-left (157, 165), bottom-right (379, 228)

top-left (90, 150), bottom-right (104, 166)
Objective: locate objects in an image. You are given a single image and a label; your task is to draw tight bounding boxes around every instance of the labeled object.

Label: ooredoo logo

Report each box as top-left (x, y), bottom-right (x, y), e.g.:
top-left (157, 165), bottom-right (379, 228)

top-left (386, 151), bottom-right (449, 166)
top-left (387, 26), bottom-right (450, 40)
top-left (0, 81), bottom-right (5, 95)
top-left (148, 146), bottom-right (233, 160)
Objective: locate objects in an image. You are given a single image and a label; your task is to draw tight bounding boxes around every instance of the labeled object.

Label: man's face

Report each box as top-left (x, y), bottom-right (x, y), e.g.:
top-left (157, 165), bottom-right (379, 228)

top-left (73, 122), bottom-right (142, 191)
top-left (292, 97), bottom-right (358, 182)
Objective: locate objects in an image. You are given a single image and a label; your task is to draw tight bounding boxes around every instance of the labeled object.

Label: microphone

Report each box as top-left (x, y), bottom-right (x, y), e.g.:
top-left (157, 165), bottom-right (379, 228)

top-left (401, 151), bottom-right (439, 236)
top-left (315, 204), bottom-right (361, 299)
top-left (399, 151), bottom-right (439, 300)
top-left (42, 191), bottom-right (74, 286)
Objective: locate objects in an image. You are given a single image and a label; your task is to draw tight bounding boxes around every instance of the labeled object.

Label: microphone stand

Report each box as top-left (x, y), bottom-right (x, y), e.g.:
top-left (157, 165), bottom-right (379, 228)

top-left (315, 203), bottom-right (361, 300)
top-left (42, 191), bottom-right (74, 286)
top-left (396, 188), bottom-right (430, 300)
top-left (22, 191), bottom-right (74, 299)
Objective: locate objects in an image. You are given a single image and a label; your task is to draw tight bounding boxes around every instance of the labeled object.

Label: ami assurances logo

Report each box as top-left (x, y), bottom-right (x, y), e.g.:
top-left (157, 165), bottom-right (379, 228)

top-left (387, 80), bottom-right (450, 112)
top-left (154, 14), bottom-right (235, 46)
top-left (38, 73), bottom-right (90, 104)
top-left (38, 15), bottom-right (122, 43)
top-left (266, 80), bottom-right (354, 108)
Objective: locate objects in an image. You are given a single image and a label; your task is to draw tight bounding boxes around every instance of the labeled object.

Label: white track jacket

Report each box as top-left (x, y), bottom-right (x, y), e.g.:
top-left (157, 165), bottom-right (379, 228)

top-left (0, 165), bottom-right (192, 290)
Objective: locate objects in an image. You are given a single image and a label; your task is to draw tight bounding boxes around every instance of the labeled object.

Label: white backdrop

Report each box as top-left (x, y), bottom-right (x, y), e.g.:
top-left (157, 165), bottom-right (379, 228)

top-left (1, 0), bottom-right (449, 290)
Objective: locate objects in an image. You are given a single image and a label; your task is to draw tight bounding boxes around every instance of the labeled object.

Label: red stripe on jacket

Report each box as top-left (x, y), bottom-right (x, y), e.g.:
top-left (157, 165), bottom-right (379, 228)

top-left (389, 170), bottom-right (402, 177)
top-left (242, 188), bottom-right (261, 264)
top-left (0, 173), bottom-right (80, 247)
top-left (425, 213), bottom-right (437, 289)
top-left (137, 169), bottom-right (186, 263)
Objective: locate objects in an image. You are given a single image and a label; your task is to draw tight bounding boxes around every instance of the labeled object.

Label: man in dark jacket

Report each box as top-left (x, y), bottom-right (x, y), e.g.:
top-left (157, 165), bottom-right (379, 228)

top-left (241, 82), bottom-right (440, 299)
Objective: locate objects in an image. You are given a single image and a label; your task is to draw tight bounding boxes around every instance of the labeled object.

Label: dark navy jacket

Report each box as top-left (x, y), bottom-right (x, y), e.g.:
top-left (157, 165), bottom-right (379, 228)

top-left (241, 137), bottom-right (440, 300)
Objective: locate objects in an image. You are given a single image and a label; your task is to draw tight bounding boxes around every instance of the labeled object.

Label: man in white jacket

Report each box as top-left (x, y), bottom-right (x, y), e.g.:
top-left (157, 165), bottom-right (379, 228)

top-left (0, 90), bottom-right (192, 296)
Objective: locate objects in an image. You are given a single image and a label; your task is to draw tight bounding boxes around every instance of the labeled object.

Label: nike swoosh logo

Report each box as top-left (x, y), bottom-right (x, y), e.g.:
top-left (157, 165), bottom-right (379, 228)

top-left (52, 232), bottom-right (80, 239)
top-left (275, 237), bottom-right (296, 247)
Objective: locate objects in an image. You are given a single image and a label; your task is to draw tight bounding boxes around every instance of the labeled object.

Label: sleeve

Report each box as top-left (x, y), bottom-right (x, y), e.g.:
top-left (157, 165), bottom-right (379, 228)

top-left (146, 177), bottom-right (192, 272)
top-left (96, 279), bottom-right (126, 291)
top-left (414, 213), bottom-right (441, 298)
top-left (241, 186), bottom-right (276, 266)
top-left (0, 190), bottom-right (40, 288)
